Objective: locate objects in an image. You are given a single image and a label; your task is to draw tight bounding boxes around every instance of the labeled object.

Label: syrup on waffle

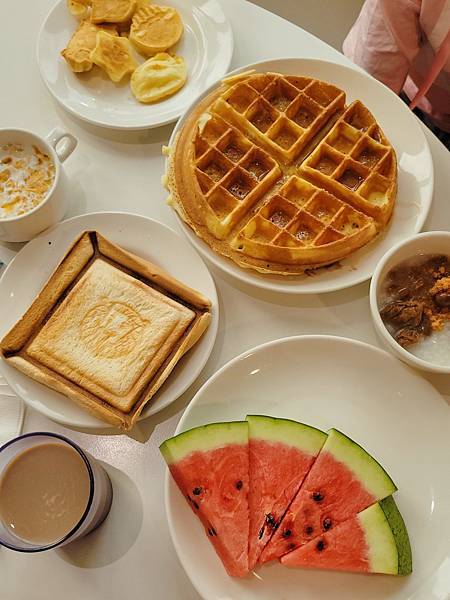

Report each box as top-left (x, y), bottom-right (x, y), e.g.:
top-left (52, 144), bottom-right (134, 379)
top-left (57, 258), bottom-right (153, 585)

top-left (167, 72), bottom-right (397, 275)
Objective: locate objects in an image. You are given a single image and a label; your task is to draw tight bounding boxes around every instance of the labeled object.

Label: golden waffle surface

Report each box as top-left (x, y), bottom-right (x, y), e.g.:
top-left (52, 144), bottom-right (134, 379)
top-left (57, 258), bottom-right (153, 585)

top-left (167, 72), bottom-right (397, 275)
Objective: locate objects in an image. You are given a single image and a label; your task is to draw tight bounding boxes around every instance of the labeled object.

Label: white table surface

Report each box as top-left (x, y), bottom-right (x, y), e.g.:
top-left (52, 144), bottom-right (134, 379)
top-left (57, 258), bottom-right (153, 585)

top-left (1, 1), bottom-right (449, 599)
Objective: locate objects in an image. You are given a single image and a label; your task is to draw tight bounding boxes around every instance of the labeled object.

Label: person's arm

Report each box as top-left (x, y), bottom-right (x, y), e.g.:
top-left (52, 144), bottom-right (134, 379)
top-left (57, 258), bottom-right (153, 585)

top-left (343, 0), bottom-right (421, 94)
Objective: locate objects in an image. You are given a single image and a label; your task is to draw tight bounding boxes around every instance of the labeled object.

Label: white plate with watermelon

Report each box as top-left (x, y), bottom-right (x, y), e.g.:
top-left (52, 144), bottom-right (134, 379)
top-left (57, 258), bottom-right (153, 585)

top-left (163, 335), bottom-right (450, 600)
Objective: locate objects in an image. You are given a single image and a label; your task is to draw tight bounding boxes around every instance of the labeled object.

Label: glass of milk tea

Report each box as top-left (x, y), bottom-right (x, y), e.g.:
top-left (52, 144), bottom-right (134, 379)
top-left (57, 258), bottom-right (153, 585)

top-left (0, 432), bottom-right (112, 552)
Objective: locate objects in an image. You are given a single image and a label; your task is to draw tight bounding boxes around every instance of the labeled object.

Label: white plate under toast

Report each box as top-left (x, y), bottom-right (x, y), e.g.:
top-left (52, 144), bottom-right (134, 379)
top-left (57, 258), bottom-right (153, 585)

top-left (168, 58), bottom-right (434, 294)
top-left (37, 0), bottom-right (233, 129)
top-left (0, 212), bottom-right (218, 429)
top-left (165, 336), bottom-right (450, 600)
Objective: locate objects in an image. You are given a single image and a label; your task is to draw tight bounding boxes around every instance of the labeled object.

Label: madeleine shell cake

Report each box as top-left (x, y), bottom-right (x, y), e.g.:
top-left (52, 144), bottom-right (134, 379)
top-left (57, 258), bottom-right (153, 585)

top-left (0, 232), bottom-right (212, 429)
top-left (66, 0), bottom-right (90, 20)
top-left (90, 0), bottom-right (137, 24)
top-left (131, 52), bottom-right (186, 103)
top-left (61, 20), bottom-right (118, 73)
top-left (166, 72), bottom-right (397, 275)
top-left (130, 4), bottom-right (184, 55)
top-left (90, 30), bottom-right (138, 82)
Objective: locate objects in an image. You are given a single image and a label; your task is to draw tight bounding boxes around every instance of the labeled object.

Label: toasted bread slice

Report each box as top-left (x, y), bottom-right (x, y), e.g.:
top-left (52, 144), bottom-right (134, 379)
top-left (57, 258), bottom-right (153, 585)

top-left (0, 232), bottom-right (212, 429)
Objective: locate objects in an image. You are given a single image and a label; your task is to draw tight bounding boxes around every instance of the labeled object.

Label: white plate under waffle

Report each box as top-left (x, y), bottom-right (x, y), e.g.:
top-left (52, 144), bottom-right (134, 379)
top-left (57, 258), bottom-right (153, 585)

top-left (37, 0), bottom-right (233, 130)
top-left (165, 335), bottom-right (450, 600)
top-left (168, 58), bottom-right (434, 294)
top-left (0, 213), bottom-right (218, 429)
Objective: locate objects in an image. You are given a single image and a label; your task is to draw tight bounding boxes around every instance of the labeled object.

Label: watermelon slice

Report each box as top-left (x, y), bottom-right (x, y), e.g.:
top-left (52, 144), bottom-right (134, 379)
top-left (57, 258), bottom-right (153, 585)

top-left (259, 429), bottom-right (397, 563)
top-left (246, 415), bottom-right (327, 570)
top-left (281, 496), bottom-right (412, 575)
top-left (160, 421), bottom-right (250, 577)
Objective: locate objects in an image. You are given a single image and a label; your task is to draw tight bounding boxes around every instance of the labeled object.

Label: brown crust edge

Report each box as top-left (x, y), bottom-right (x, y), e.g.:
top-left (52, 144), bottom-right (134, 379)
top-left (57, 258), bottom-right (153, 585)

top-left (96, 232), bottom-right (211, 310)
top-left (0, 232), bottom-right (94, 353)
top-left (0, 231), bottom-right (212, 430)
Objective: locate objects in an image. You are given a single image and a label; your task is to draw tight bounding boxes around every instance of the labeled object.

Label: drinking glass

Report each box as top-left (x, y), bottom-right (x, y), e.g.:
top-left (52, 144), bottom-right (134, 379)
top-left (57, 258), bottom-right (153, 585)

top-left (0, 432), bottom-right (112, 552)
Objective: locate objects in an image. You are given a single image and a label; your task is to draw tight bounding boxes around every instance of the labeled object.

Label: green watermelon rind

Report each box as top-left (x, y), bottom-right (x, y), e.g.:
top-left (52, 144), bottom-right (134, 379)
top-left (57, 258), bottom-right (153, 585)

top-left (325, 429), bottom-right (397, 500)
top-left (379, 496), bottom-right (412, 575)
top-left (246, 415), bottom-right (327, 454)
top-left (281, 497), bottom-right (412, 575)
top-left (160, 421), bottom-right (248, 465)
top-left (358, 502), bottom-right (397, 574)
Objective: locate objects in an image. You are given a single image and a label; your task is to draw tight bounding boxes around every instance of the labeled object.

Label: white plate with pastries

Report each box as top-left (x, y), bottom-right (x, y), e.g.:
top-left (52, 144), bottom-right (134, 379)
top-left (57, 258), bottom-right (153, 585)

top-left (37, 0), bottom-right (233, 130)
top-left (167, 57), bottom-right (433, 294)
top-left (0, 212), bottom-right (218, 429)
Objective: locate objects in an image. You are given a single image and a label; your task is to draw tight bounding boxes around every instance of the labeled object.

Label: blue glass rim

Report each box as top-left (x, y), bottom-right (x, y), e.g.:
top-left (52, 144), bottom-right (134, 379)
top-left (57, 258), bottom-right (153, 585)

top-left (0, 431), bottom-right (95, 553)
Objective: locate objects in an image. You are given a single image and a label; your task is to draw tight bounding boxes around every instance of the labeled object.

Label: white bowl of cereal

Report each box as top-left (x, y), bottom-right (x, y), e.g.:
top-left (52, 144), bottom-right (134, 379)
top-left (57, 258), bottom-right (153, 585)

top-left (0, 127), bottom-right (77, 242)
top-left (370, 231), bottom-right (450, 374)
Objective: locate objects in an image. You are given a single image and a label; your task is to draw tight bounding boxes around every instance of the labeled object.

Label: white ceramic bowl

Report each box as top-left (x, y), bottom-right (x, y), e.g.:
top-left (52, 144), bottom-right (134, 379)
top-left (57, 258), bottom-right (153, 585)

top-left (370, 230), bottom-right (450, 374)
top-left (0, 127), bottom-right (77, 242)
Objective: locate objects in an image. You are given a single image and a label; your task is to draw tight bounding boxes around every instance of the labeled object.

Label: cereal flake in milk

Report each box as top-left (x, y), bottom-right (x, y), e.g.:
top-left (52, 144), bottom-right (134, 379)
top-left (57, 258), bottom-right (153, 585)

top-left (0, 143), bottom-right (55, 218)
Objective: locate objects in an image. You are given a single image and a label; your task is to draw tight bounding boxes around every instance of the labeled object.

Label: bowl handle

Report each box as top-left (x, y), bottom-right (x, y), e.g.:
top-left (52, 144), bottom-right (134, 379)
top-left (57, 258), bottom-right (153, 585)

top-left (46, 127), bottom-right (77, 163)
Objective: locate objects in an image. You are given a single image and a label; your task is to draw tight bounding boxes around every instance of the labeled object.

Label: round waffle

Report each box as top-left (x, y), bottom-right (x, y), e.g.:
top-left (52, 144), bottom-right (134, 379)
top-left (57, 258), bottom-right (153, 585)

top-left (167, 71), bottom-right (397, 275)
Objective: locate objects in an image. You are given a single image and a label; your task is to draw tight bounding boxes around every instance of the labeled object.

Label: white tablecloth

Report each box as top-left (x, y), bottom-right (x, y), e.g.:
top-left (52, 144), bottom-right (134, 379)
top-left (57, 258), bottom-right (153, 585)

top-left (0, 1), bottom-right (449, 599)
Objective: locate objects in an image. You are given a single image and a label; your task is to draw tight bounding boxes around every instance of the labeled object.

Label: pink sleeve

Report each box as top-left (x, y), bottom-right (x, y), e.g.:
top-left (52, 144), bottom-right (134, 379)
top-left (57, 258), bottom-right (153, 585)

top-left (343, 0), bottom-right (421, 94)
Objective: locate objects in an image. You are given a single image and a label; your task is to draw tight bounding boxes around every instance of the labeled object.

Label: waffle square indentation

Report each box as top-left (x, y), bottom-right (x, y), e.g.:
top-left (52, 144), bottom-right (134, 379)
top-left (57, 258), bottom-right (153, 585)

top-left (226, 84), bottom-right (259, 113)
top-left (247, 99), bottom-right (278, 133)
top-left (222, 167), bottom-right (257, 200)
top-left (279, 176), bottom-right (316, 206)
top-left (287, 212), bottom-right (324, 244)
top-left (263, 79), bottom-right (299, 113)
top-left (304, 192), bottom-right (343, 224)
top-left (260, 195), bottom-right (298, 228)
top-left (305, 81), bottom-right (342, 107)
top-left (353, 139), bottom-right (386, 168)
top-left (241, 148), bottom-right (276, 181)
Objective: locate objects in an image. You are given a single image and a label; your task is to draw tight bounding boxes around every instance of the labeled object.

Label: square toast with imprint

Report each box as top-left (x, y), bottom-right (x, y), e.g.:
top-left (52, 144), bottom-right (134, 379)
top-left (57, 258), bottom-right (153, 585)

top-left (0, 231), bottom-right (211, 429)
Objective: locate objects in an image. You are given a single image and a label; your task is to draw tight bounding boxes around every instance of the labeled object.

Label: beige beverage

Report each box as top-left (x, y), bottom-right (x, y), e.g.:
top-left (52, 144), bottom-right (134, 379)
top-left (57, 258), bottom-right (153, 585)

top-left (0, 442), bottom-right (90, 544)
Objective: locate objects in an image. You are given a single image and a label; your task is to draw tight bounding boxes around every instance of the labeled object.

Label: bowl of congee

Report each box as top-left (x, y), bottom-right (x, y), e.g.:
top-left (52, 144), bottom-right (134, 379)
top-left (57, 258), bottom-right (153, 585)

top-left (0, 128), bottom-right (77, 242)
top-left (370, 231), bottom-right (450, 374)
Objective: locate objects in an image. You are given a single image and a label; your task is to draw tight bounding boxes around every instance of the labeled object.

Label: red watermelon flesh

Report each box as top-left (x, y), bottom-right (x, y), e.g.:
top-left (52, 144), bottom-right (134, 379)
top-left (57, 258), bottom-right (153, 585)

top-left (259, 429), bottom-right (396, 564)
top-left (247, 416), bottom-right (327, 570)
top-left (161, 422), bottom-right (250, 577)
top-left (248, 439), bottom-right (317, 569)
top-left (281, 512), bottom-right (371, 572)
top-left (281, 496), bottom-right (413, 575)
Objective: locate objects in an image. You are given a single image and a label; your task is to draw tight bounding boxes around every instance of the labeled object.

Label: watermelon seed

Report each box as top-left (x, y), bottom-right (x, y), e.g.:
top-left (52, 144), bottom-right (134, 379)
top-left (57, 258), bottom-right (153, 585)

top-left (312, 492), bottom-right (324, 502)
top-left (207, 526), bottom-right (217, 536)
top-left (316, 540), bottom-right (326, 552)
top-left (282, 529), bottom-right (292, 538)
top-left (265, 513), bottom-right (277, 528)
top-left (305, 526), bottom-right (314, 535)
top-left (258, 526), bottom-right (265, 540)
top-left (323, 518), bottom-right (332, 530)
top-left (235, 480), bottom-right (243, 490)
top-left (193, 487), bottom-right (202, 496)
top-left (187, 495), bottom-right (200, 510)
